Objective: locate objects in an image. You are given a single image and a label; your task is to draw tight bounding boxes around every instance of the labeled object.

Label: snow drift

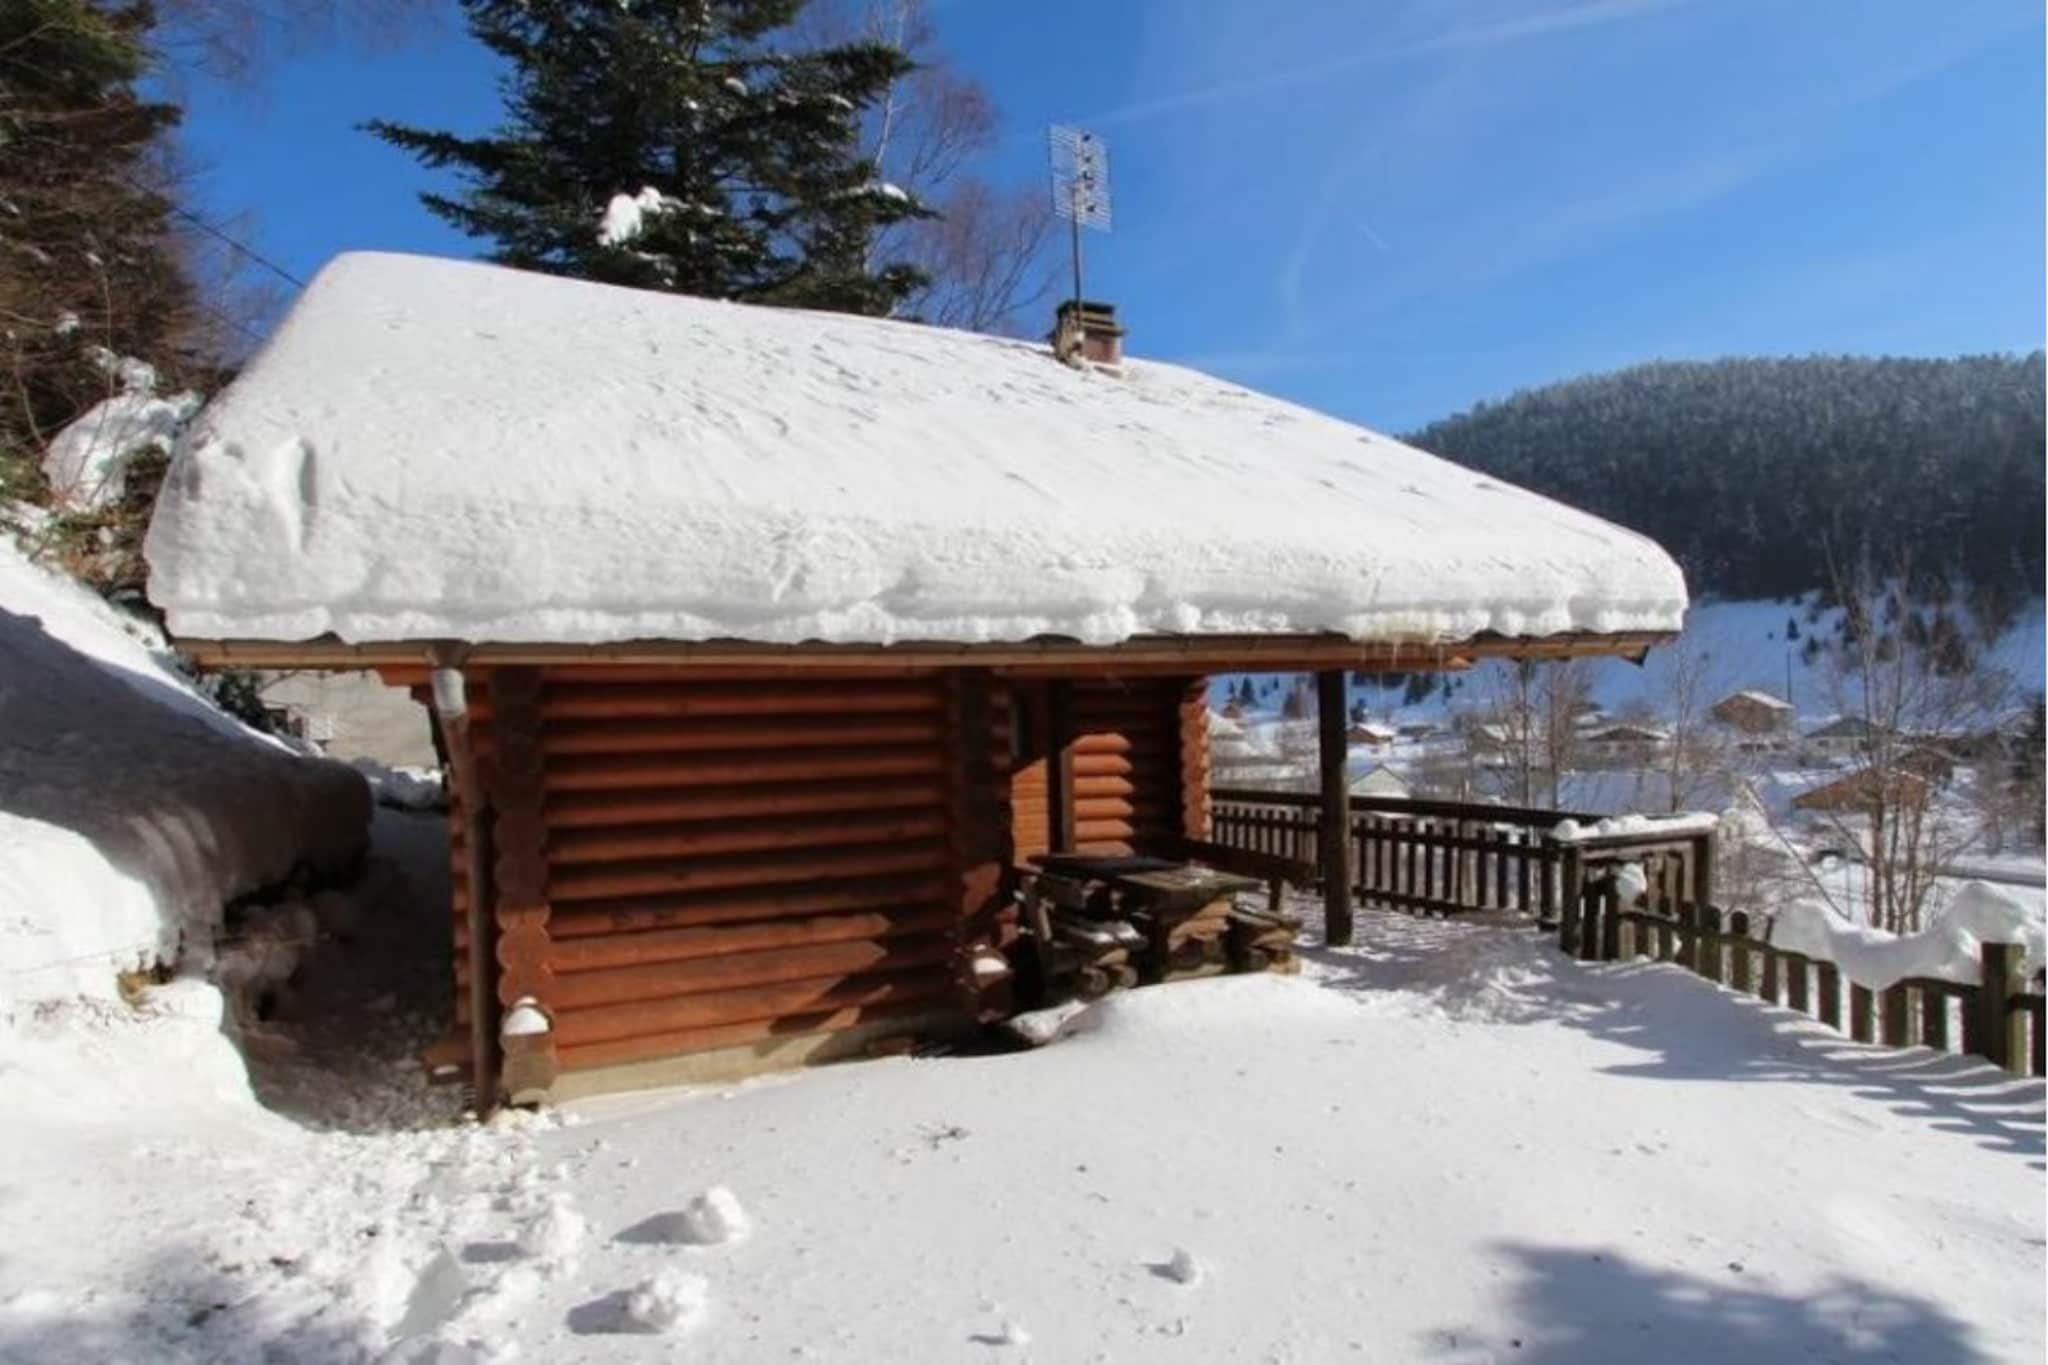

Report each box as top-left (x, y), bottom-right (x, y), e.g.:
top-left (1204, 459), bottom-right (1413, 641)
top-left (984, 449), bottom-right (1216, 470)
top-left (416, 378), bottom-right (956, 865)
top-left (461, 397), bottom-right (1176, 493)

top-left (143, 252), bottom-right (1687, 647)
top-left (0, 541), bottom-right (370, 1015)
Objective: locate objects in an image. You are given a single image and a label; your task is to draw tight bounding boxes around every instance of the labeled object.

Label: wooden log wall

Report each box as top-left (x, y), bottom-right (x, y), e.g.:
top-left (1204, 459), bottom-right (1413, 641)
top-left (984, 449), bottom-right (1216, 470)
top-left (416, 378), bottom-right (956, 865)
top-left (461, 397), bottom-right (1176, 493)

top-left (1066, 678), bottom-right (1200, 856)
top-left (430, 666), bottom-right (974, 1079)
top-left (999, 679), bottom-right (1199, 860)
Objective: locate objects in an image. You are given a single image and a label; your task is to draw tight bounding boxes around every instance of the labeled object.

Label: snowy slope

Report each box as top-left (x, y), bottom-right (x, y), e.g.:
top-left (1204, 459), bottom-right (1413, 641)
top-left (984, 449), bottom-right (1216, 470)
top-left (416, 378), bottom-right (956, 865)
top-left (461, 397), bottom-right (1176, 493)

top-left (143, 252), bottom-right (1686, 647)
top-left (0, 540), bottom-right (369, 1013)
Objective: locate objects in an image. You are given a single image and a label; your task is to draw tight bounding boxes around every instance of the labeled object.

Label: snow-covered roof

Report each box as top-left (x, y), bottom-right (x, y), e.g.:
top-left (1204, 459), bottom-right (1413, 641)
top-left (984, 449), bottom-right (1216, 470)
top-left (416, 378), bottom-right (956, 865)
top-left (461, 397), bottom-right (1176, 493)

top-left (144, 252), bottom-right (1688, 648)
top-left (1720, 689), bottom-right (1793, 711)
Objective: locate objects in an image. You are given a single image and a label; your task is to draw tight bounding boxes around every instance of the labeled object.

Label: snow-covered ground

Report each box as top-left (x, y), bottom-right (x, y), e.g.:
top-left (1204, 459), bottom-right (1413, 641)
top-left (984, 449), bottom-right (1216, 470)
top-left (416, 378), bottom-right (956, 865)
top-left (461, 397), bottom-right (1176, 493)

top-left (2, 828), bottom-right (2039, 1363)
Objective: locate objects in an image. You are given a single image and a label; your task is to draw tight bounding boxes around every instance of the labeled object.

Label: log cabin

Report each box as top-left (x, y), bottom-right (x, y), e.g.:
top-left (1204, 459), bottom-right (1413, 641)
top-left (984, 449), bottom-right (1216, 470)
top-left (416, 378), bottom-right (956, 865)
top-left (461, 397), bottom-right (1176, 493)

top-left (143, 252), bottom-right (1689, 1105)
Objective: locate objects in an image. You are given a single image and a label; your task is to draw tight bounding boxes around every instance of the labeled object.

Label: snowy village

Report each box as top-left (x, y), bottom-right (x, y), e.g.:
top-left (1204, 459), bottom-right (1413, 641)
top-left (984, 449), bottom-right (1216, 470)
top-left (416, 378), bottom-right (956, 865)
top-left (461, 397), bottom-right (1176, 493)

top-left (1, 3), bottom-right (2043, 1362)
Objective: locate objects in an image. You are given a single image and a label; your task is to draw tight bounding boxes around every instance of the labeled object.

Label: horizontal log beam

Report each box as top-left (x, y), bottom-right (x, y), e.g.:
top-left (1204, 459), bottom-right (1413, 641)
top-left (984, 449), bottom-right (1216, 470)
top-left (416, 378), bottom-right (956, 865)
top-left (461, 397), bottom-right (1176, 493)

top-left (545, 745), bottom-right (946, 792)
top-left (539, 714), bottom-right (946, 758)
top-left (540, 679), bottom-right (941, 719)
top-left (555, 996), bottom-right (948, 1072)
top-left (547, 842), bottom-right (949, 903)
top-left (552, 966), bottom-right (956, 1046)
top-left (549, 934), bottom-right (955, 1010)
top-left (548, 873), bottom-right (955, 939)
top-left (549, 906), bottom-right (954, 974)
top-left (174, 630), bottom-right (1672, 673)
top-left (543, 777), bottom-right (947, 829)
top-left (547, 808), bottom-right (946, 865)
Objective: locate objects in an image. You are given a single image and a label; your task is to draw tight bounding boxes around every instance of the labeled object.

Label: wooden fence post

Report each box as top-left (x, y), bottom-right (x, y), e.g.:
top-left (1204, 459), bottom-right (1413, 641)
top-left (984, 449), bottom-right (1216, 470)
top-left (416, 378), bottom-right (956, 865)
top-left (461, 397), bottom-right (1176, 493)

top-left (1849, 984), bottom-right (1874, 1044)
top-left (1879, 986), bottom-right (1909, 1047)
top-left (1786, 953), bottom-right (1809, 1015)
top-left (1558, 847), bottom-right (1585, 955)
top-left (1728, 912), bottom-right (1751, 995)
top-left (1973, 943), bottom-right (2017, 1071)
top-left (1695, 905), bottom-right (1724, 984)
top-left (1921, 988), bottom-right (1950, 1052)
top-left (1817, 962), bottom-right (1842, 1031)
top-left (1689, 832), bottom-right (1715, 915)
top-left (1599, 880), bottom-right (1622, 962)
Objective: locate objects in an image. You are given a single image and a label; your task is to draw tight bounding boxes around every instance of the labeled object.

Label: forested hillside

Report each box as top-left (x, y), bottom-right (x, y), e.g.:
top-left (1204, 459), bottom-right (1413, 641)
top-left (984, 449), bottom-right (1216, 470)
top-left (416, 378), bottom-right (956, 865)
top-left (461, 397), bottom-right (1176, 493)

top-left (1407, 354), bottom-right (2045, 614)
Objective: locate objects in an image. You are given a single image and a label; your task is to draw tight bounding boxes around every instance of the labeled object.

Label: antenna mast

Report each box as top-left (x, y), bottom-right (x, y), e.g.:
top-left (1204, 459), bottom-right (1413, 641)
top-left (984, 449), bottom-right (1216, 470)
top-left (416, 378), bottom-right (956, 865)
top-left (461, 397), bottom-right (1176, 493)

top-left (1049, 125), bottom-right (1112, 309)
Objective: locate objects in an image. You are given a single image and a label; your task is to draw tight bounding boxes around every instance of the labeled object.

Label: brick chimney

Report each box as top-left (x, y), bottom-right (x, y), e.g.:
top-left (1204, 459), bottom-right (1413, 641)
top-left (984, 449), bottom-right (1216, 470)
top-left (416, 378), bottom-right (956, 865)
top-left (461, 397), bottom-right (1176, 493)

top-left (1052, 299), bottom-right (1125, 370)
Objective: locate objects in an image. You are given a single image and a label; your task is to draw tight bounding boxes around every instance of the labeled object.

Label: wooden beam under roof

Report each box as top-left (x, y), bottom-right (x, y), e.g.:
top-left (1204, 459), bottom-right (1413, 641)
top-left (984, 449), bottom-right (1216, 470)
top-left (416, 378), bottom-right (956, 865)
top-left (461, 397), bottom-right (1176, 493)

top-left (172, 629), bottom-right (1672, 673)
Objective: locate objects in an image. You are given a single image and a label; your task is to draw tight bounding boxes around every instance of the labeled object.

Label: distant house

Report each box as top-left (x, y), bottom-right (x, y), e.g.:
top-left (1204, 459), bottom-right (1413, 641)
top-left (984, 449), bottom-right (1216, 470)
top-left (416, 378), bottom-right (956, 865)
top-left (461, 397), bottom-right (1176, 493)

top-left (1397, 722), bottom-right (1441, 742)
top-left (1347, 720), bottom-right (1396, 748)
top-left (1712, 689), bottom-right (1793, 735)
top-left (1347, 764), bottom-right (1413, 800)
top-left (1803, 716), bottom-right (1882, 763)
top-left (1793, 766), bottom-right (1933, 814)
top-left (1579, 723), bottom-right (1670, 764)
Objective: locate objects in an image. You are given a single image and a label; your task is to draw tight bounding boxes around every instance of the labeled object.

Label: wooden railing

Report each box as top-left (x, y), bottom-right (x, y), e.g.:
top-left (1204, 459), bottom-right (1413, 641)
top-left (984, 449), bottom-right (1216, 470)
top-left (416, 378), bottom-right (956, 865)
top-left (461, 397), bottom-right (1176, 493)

top-left (1581, 895), bottom-right (2047, 1078)
top-left (1208, 788), bottom-right (2045, 1077)
top-left (1210, 789), bottom-right (1714, 926)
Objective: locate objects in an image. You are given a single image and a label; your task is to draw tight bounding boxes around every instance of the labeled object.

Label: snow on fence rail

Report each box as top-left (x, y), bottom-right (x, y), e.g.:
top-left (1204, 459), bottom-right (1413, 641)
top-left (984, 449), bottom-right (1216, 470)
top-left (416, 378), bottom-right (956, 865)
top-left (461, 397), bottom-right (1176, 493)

top-left (1572, 886), bottom-right (2047, 1078)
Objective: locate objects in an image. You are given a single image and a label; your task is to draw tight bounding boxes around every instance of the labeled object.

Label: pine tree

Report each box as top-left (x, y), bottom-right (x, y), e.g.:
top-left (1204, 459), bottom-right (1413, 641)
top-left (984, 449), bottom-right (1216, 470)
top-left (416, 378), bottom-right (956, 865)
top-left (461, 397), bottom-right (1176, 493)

top-left (1, 0), bottom-right (193, 496)
top-left (366, 0), bottom-right (931, 315)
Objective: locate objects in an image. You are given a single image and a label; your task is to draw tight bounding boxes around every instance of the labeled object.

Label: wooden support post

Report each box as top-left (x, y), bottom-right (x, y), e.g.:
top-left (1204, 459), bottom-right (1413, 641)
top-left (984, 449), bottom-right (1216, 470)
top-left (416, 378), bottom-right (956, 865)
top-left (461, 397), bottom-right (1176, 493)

top-left (1177, 678), bottom-right (1211, 842)
top-left (488, 665), bottom-right (558, 1106)
top-left (1849, 984), bottom-right (1874, 1043)
top-left (1046, 681), bottom-right (1075, 854)
top-left (945, 669), bottom-right (1006, 1018)
top-left (1315, 670), bottom-right (1354, 946)
top-left (1786, 954), bottom-right (1809, 1014)
top-left (428, 659), bottom-right (500, 1114)
top-left (1759, 943), bottom-right (1780, 1004)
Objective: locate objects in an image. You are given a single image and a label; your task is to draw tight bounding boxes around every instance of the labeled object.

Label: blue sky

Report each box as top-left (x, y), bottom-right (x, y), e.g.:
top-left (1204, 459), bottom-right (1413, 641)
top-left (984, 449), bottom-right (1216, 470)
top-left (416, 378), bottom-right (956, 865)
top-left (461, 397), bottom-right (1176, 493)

top-left (176, 0), bottom-right (2044, 432)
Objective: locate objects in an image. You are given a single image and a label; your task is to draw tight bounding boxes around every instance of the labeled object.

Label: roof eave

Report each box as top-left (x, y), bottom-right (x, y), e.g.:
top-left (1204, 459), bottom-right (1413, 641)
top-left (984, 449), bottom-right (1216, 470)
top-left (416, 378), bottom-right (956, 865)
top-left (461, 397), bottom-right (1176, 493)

top-left (170, 628), bottom-right (1676, 674)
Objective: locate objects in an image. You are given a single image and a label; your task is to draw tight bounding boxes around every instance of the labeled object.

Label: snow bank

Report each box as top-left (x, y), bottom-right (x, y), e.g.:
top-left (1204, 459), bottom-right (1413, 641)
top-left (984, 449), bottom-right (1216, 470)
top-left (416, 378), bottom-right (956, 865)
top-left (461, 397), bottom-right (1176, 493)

top-left (0, 540), bottom-right (370, 1014)
top-left (1767, 882), bottom-right (2046, 991)
top-left (144, 252), bottom-right (1688, 647)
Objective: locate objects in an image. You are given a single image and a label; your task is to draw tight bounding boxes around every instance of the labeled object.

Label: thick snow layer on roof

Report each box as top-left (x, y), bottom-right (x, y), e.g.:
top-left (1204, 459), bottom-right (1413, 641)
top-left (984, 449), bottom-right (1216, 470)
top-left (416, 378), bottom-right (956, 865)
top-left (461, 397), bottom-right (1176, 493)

top-left (144, 252), bottom-right (1688, 647)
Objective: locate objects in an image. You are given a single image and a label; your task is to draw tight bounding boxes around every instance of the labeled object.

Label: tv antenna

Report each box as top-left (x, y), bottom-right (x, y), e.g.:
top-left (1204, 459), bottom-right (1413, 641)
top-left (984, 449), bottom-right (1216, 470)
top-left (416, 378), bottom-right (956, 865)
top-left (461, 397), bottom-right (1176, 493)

top-left (1049, 125), bottom-right (1111, 307)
